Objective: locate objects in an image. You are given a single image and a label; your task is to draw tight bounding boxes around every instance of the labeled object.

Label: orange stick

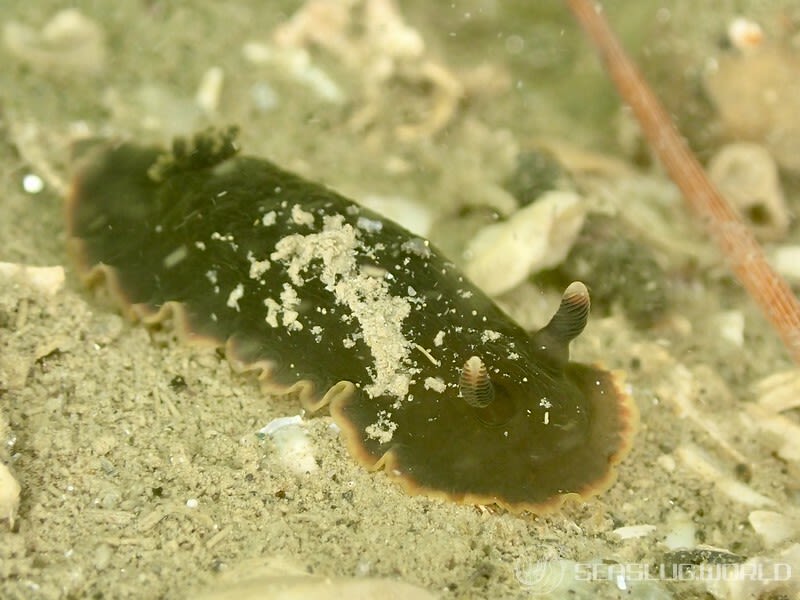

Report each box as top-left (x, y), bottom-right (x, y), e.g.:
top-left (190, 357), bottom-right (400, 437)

top-left (566, 0), bottom-right (800, 364)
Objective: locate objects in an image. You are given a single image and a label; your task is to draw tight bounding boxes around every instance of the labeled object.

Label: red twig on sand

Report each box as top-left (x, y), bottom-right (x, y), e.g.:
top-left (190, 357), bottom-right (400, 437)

top-left (565, 0), bottom-right (800, 365)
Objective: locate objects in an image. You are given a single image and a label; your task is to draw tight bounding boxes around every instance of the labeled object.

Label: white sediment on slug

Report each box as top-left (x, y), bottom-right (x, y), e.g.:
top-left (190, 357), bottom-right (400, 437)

top-left (261, 210), bottom-right (277, 226)
top-left (226, 283), bottom-right (244, 311)
top-left (364, 410), bottom-right (398, 444)
top-left (264, 297), bottom-right (281, 328)
top-left (291, 203), bottom-right (315, 227)
top-left (246, 250), bottom-right (271, 280)
top-left (271, 214), bottom-right (414, 399)
top-left (424, 377), bottom-right (446, 393)
top-left (261, 284), bottom-right (303, 332)
top-left (480, 330), bottom-right (501, 343)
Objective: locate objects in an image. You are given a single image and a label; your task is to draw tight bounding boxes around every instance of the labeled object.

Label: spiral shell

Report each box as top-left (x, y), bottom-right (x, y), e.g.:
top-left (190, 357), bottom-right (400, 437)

top-left (459, 356), bottom-right (494, 408)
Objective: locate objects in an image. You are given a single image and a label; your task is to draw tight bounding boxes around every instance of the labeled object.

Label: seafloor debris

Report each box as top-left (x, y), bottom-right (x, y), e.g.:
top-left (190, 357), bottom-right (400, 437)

top-left (676, 444), bottom-right (776, 509)
top-left (657, 363), bottom-right (788, 506)
top-left (568, 0), bottom-right (800, 365)
top-left (771, 245), bottom-right (800, 282)
top-left (660, 547), bottom-right (745, 570)
top-left (751, 369), bottom-right (800, 413)
top-left (704, 43), bottom-right (800, 174)
top-left (0, 262), bottom-right (65, 296)
top-left (611, 523), bottom-right (656, 540)
top-left (195, 66), bottom-right (225, 115)
top-left (561, 215), bottom-right (670, 328)
top-left (357, 194), bottom-right (433, 237)
top-left (748, 510), bottom-right (800, 547)
top-left (0, 399), bottom-right (19, 532)
top-left (705, 543), bottom-right (800, 600)
top-left (191, 556), bottom-right (438, 600)
top-left (744, 404), bottom-right (800, 463)
top-left (241, 41), bottom-right (345, 104)
top-left (662, 510), bottom-right (697, 550)
top-left (0, 263), bottom-right (73, 391)
top-left (5, 120), bottom-right (73, 196)
top-left (726, 16), bottom-right (763, 51)
top-left (744, 368), bottom-right (800, 463)
top-left (269, 0), bottom-right (480, 140)
top-left (541, 141), bottom-right (715, 271)
top-left (429, 118), bottom-right (520, 217)
top-left (3, 9), bottom-right (106, 76)
top-left (258, 415), bottom-right (318, 475)
top-left (710, 310), bottom-right (744, 349)
top-left (707, 142), bottom-right (788, 241)
top-left (502, 148), bottom-right (574, 208)
top-left (618, 338), bottom-right (800, 598)
top-left (0, 462), bottom-right (20, 530)
top-left (463, 190), bottom-right (586, 297)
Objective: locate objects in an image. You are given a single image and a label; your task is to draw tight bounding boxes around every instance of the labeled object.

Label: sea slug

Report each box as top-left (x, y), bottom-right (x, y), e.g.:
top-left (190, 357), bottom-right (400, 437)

top-left (66, 127), bottom-right (637, 513)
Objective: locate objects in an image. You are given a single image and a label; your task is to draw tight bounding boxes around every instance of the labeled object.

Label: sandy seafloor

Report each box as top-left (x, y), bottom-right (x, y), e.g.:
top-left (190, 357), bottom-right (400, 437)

top-left (1, 1), bottom-right (800, 599)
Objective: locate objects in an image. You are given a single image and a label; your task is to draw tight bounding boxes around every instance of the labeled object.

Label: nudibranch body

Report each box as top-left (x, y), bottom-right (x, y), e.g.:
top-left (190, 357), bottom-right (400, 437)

top-left (67, 128), bottom-right (637, 513)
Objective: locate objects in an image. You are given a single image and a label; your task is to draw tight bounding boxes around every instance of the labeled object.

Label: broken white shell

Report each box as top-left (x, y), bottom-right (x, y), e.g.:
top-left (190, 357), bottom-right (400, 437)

top-left (359, 194), bottom-right (433, 238)
top-left (3, 9), bottom-right (106, 75)
top-left (748, 510), bottom-right (800, 547)
top-left (192, 555), bottom-right (438, 600)
top-left (259, 415), bottom-right (318, 474)
top-left (611, 524), bottom-right (656, 540)
top-left (708, 142), bottom-right (788, 240)
top-left (0, 463), bottom-right (21, 529)
top-left (705, 46), bottom-right (800, 173)
top-left (463, 190), bottom-right (585, 296)
top-left (0, 262), bottom-right (65, 295)
top-left (771, 245), bottom-right (800, 282)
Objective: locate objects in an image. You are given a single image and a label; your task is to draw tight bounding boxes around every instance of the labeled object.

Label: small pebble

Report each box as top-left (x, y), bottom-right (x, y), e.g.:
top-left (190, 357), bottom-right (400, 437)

top-left (259, 415), bottom-right (303, 436)
top-left (0, 463), bottom-right (21, 529)
top-left (713, 310), bottom-right (744, 347)
top-left (0, 262), bottom-right (65, 295)
top-left (612, 524), bottom-right (656, 540)
top-left (196, 66), bottom-right (225, 114)
top-left (259, 416), bottom-right (318, 474)
top-left (748, 510), bottom-right (799, 547)
top-left (656, 454), bottom-right (676, 472)
top-left (22, 173), bottom-right (45, 194)
top-left (770, 246), bottom-right (800, 282)
top-left (250, 81), bottom-right (279, 112)
top-left (708, 142), bottom-right (788, 240)
top-left (662, 510), bottom-right (696, 550)
top-left (94, 543), bottom-right (113, 571)
top-left (727, 17), bottom-right (763, 51)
